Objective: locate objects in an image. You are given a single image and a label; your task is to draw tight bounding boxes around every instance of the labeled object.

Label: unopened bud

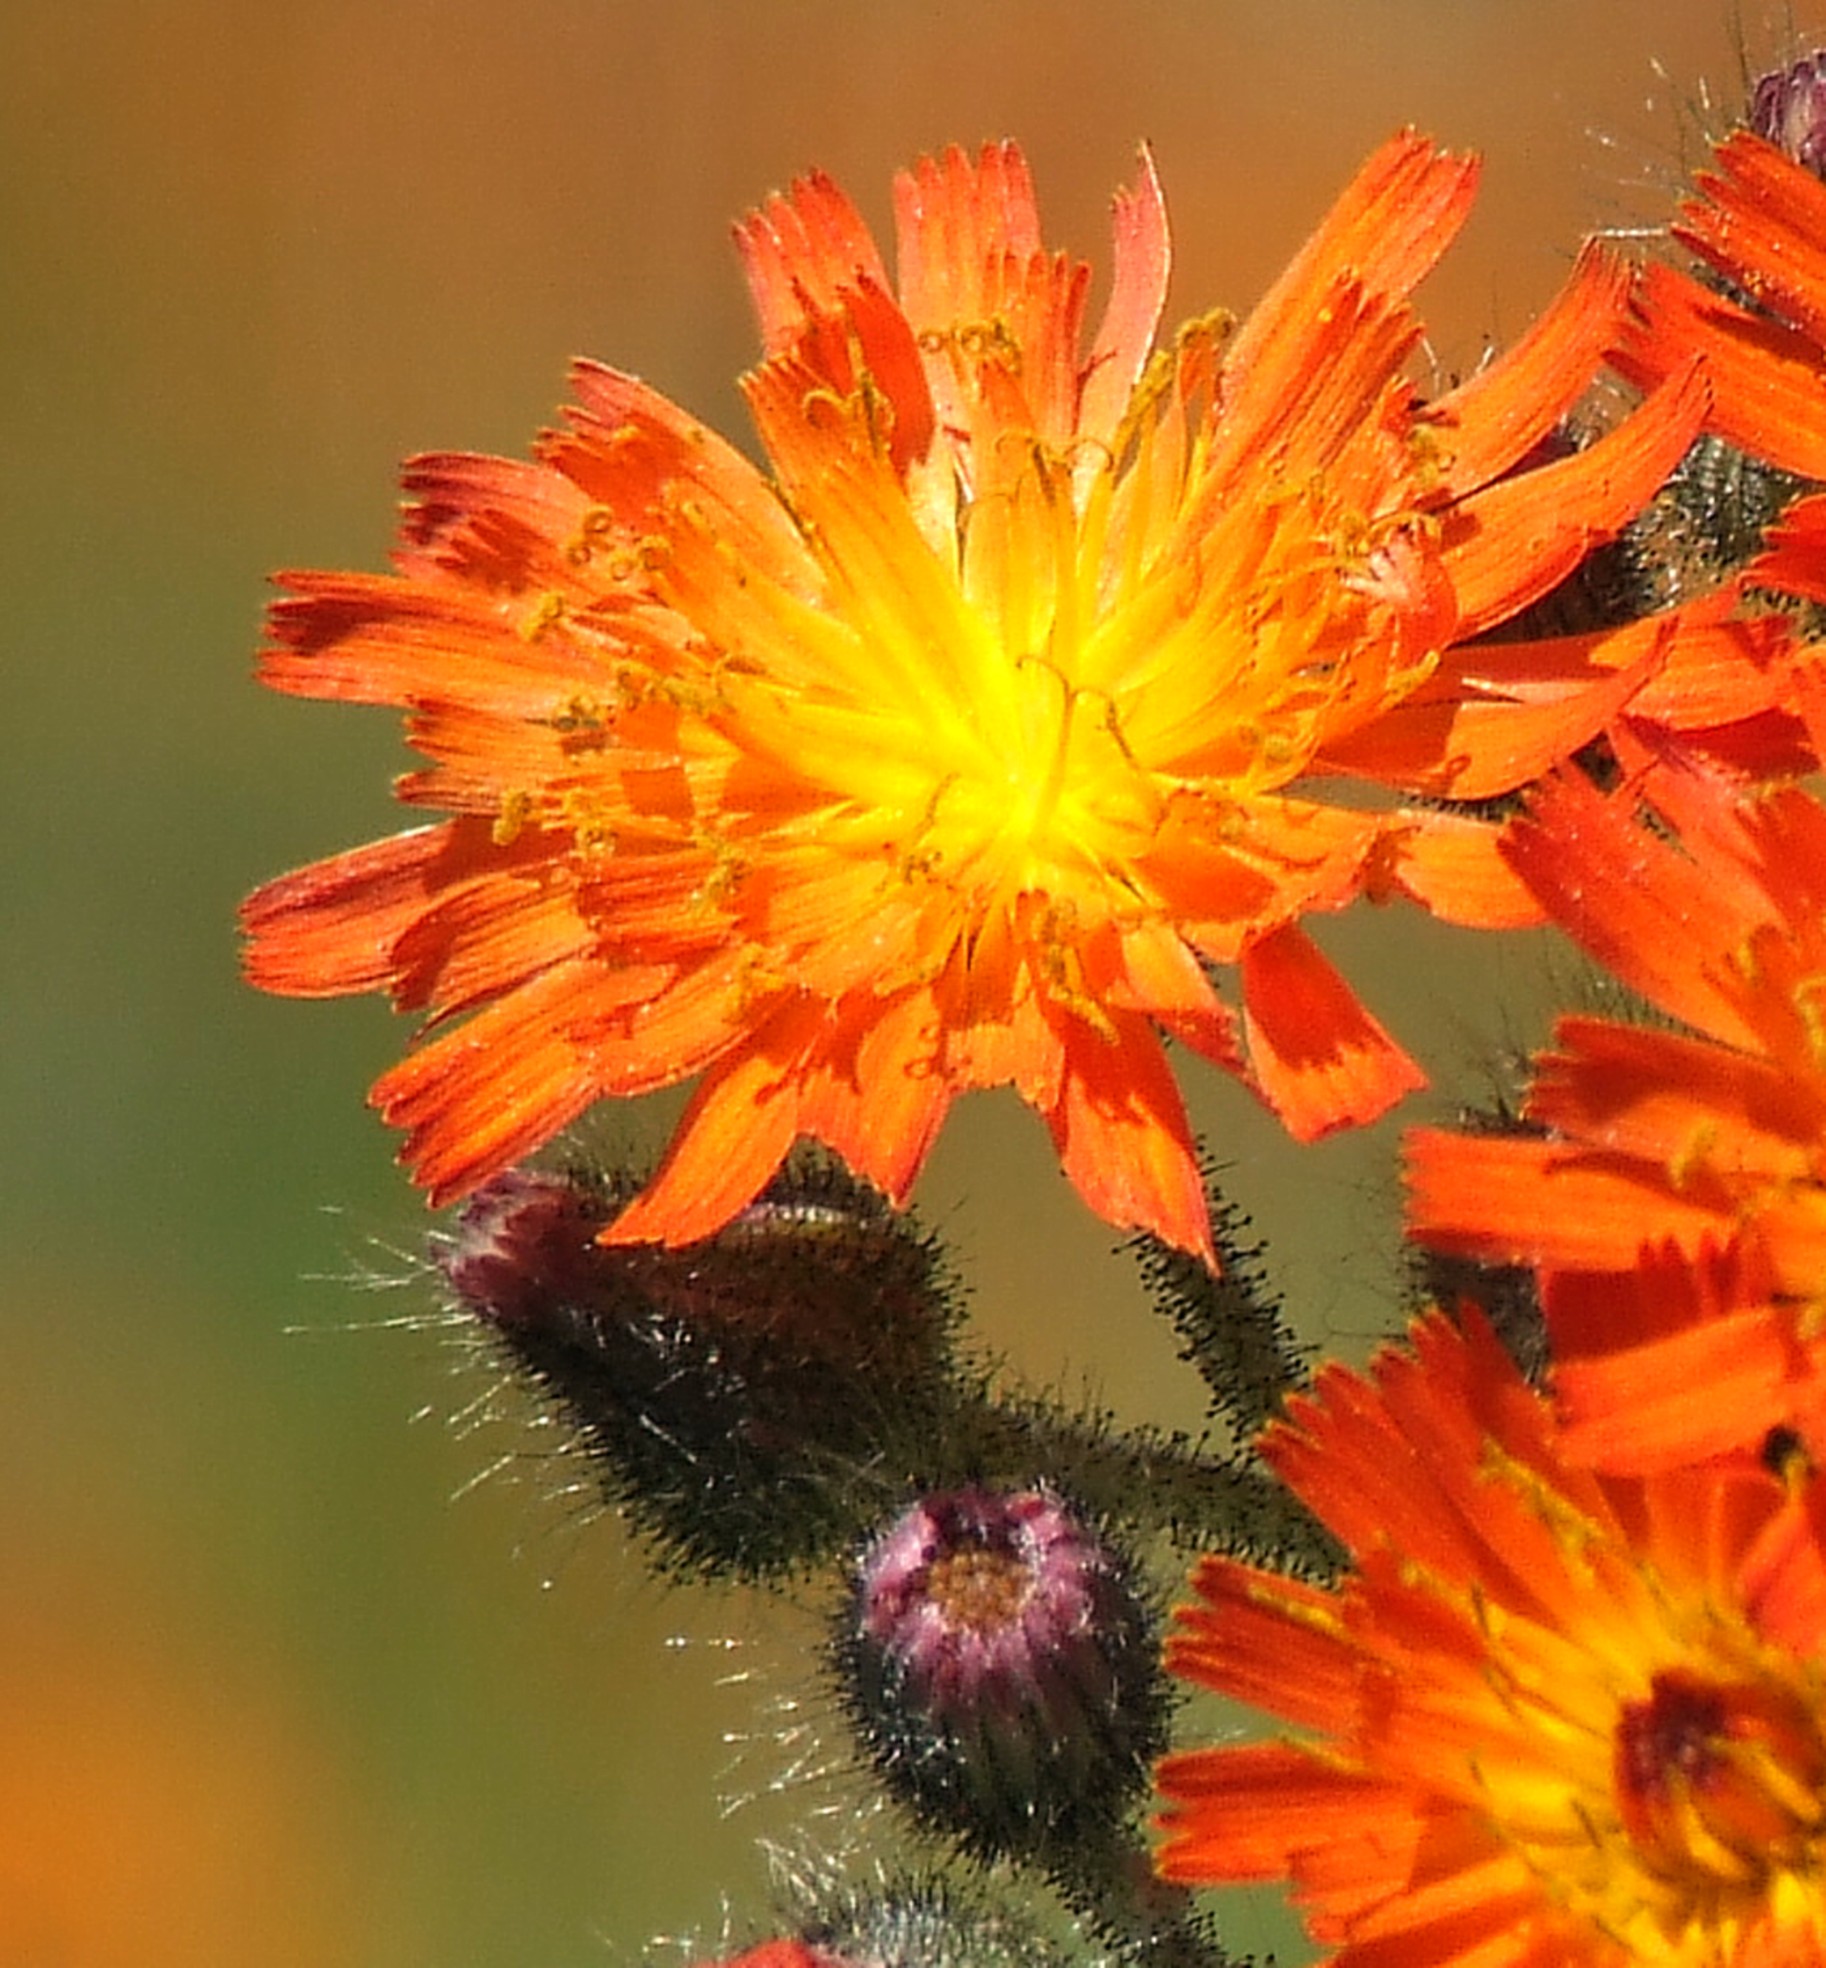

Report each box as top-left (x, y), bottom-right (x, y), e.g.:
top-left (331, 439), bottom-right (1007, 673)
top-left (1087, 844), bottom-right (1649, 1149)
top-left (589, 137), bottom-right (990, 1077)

top-left (835, 1487), bottom-right (1166, 1862)
top-left (1750, 51), bottom-right (1826, 178)
top-left (438, 1156), bottom-right (961, 1579)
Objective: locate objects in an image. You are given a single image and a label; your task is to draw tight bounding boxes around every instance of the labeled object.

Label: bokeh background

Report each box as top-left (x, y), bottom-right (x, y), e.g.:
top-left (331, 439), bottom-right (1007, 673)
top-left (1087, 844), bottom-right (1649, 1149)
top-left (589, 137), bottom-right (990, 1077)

top-left (6, 3), bottom-right (1822, 1961)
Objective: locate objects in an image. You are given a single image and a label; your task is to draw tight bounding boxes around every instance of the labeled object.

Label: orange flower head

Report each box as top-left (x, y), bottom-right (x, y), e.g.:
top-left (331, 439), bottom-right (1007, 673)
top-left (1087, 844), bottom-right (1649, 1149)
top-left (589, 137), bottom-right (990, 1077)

top-left (1156, 1312), bottom-right (1826, 1968)
top-left (242, 136), bottom-right (1710, 1258)
top-left (1623, 122), bottom-right (1826, 665)
top-left (1406, 751), bottom-right (1826, 1468)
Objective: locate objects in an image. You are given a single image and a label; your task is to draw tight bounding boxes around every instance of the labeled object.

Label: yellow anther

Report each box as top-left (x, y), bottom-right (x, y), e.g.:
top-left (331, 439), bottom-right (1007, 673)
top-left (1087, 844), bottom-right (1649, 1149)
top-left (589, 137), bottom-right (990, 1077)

top-left (492, 789), bottom-right (534, 848)
top-left (562, 506), bottom-right (619, 566)
top-left (520, 591), bottom-right (568, 642)
top-left (1795, 974), bottom-right (1826, 1071)
top-left (551, 693), bottom-right (608, 732)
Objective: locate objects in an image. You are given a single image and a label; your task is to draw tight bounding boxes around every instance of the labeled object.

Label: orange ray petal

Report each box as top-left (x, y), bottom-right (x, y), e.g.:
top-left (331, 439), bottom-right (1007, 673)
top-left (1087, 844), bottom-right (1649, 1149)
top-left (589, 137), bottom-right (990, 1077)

top-left (1526, 1016), bottom-right (1826, 1183)
top-left (1424, 241), bottom-right (1633, 499)
top-left (1227, 798), bottom-right (1384, 919)
top-left (1623, 603), bottom-right (1796, 729)
top-left (599, 1025), bottom-right (809, 1248)
top-left (385, 861), bottom-right (598, 1018)
top-left (1677, 130), bottom-right (1826, 349)
top-left (259, 572), bottom-right (608, 712)
top-left (1499, 771), bottom-right (1766, 1051)
top-left (1224, 132), bottom-right (1478, 395)
top-left (557, 360), bottom-right (816, 575)
top-left (1207, 273), bottom-right (1421, 490)
top-left (391, 450), bottom-right (600, 590)
top-left (1749, 489), bottom-right (1826, 603)
top-left (1371, 811), bottom-right (1545, 929)
top-left (374, 958), bottom-right (678, 1203)
top-left (791, 987), bottom-right (954, 1205)
top-left (1621, 261), bottom-right (1826, 480)
top-left (1241, 922), bottom-right (1426, 1142)
top-left (1044, 1009), bottom-right (1213, 1260)
top-left (242, 822), bottom-right (488, 999)
top-left (1423, 590), bottom-right (1774, 717)
top-left (1155, 1740), bottom-right (1419, 1885)
top-left (1402, 1128), bottom-right (1734, 1270)
top-left (1166, 1555), bottom-right (1359, 1731)
top-left (1554, 1309), bottom-right (1797, 1472)
top-left (1439, 362), bottom-right (1707, 639)
top-left (1315, 614), bottom-right (1661, 800)
top-left (894, 141), bottom-right (1043, 326)
top-left (733, 167), bottom-right (890, 353)
top-left (1077, 145), bottom-right (1171, 446)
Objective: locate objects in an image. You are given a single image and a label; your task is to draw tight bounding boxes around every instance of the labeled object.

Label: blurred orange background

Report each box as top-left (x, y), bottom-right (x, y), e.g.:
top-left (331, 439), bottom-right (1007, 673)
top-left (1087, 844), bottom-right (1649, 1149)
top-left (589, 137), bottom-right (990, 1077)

top-left (5, 3), bottom-right (1820, 1961)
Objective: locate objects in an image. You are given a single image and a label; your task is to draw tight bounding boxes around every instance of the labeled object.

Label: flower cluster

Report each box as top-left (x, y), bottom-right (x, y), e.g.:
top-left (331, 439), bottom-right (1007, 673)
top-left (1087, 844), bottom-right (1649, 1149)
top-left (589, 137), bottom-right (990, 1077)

top-left (246, 56), bottom-right (1826, 1968)
top-left (1159, 64), bottom-right (1826, 1968)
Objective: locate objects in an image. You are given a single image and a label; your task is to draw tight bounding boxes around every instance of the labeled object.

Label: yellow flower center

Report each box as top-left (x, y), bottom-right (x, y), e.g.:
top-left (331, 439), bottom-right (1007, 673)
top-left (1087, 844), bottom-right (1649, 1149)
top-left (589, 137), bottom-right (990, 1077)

top-left (1486, 1614), bottom-right (1826, 1962)
top-left (915, 651), bottom-right (1167, 899)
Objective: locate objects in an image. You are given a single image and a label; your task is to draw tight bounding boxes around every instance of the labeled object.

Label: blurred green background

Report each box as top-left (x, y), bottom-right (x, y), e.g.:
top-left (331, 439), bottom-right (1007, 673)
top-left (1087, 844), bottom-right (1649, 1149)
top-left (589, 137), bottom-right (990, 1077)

top-left (3, 2), bottom-right (1814, 1960)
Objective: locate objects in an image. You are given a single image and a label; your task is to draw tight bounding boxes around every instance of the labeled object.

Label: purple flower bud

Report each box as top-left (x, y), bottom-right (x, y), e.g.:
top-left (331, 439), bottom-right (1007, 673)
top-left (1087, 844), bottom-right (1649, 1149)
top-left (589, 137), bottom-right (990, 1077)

top-left (838, 1487), bottom-right (1165, 1861)
top-left (441, 1169), bottom-right (610, 1327)
top-left (1750, 51), bottom-right (1826, 179)
top-left (436, 1157), bottom-right (960, 1579)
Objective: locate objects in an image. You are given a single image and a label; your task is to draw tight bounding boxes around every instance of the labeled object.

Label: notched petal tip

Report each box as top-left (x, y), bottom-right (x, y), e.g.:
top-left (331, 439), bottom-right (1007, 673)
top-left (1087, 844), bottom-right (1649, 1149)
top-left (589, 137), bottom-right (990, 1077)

top-left (1241, 924), bottom-right (1427, 1143)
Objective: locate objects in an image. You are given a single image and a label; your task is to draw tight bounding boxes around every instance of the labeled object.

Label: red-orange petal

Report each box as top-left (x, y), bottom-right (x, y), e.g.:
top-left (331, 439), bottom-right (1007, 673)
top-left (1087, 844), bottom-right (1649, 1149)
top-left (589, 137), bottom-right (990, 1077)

top-left (1078, 145), bottom-right (1171, 445)
top-left (791, 987), bottom-right (955, 1206)
top-left (1402, 1127), bottom-right (1733, 1270)
top-left (1155, 1740), bottom-right (1418, 1886)
top-left (374, 959), bottom-right (675, 1204)
top-left (1316, 613), bottom-right (1662, 801)
top-left (1440, 362), bottom-right (1708, 639)
top-left (1165, 1554), bottom-right (1358, 1730)
top-left (1499, 771), bottom-right (1766, 1052)
top-left (1554, 1308), bottom-right (1797, 1471)
top-left (1526, 1016), bottom-right (1826, 1183)
top-left (1242, 922), bottom-right (1426, 1142)
top-left (1045, 1007), bottom-right (1213, 1261)
top-left (1371, 811), bottom-right (1545, 929)
top-left (242, 823), bottom-right (482, 1000)
top-left (1677, 130), bottom-right (1826, 349)
top-left (734, 168), bottom-right (891, 353)
top-left (1622, 261), bottom-right (1826, 479)
top-left (1425, 241), bottom-right (1633, 499)
top-left (1224, 132), bottom-right (1478, 397)
top-left (597, 1000), bottom-right (819, 1246)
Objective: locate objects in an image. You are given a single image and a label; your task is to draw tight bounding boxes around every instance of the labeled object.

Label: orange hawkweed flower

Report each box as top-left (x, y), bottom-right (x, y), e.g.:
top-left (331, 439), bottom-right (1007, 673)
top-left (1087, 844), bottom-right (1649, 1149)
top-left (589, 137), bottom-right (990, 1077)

top-left (243, 135), bottom-right (1709, 1258)
top-left (1624, 124), bottom-right (1826, 728)
top-left (1406, 754), bottom-right (1826, 1467)
top-left (1156, 1312), bottom-right (1826, 1968)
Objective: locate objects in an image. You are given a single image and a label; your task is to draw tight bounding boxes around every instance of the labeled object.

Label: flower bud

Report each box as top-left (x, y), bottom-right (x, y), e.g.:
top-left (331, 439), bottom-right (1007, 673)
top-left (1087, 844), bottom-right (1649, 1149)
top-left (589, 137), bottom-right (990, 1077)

top-left (1750, 51), bottom-right (1826, 179)
top-left (835, 1486), bottom-right (1166, 1862)
top-left (438, 1156), bottom-right (961, 1579)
